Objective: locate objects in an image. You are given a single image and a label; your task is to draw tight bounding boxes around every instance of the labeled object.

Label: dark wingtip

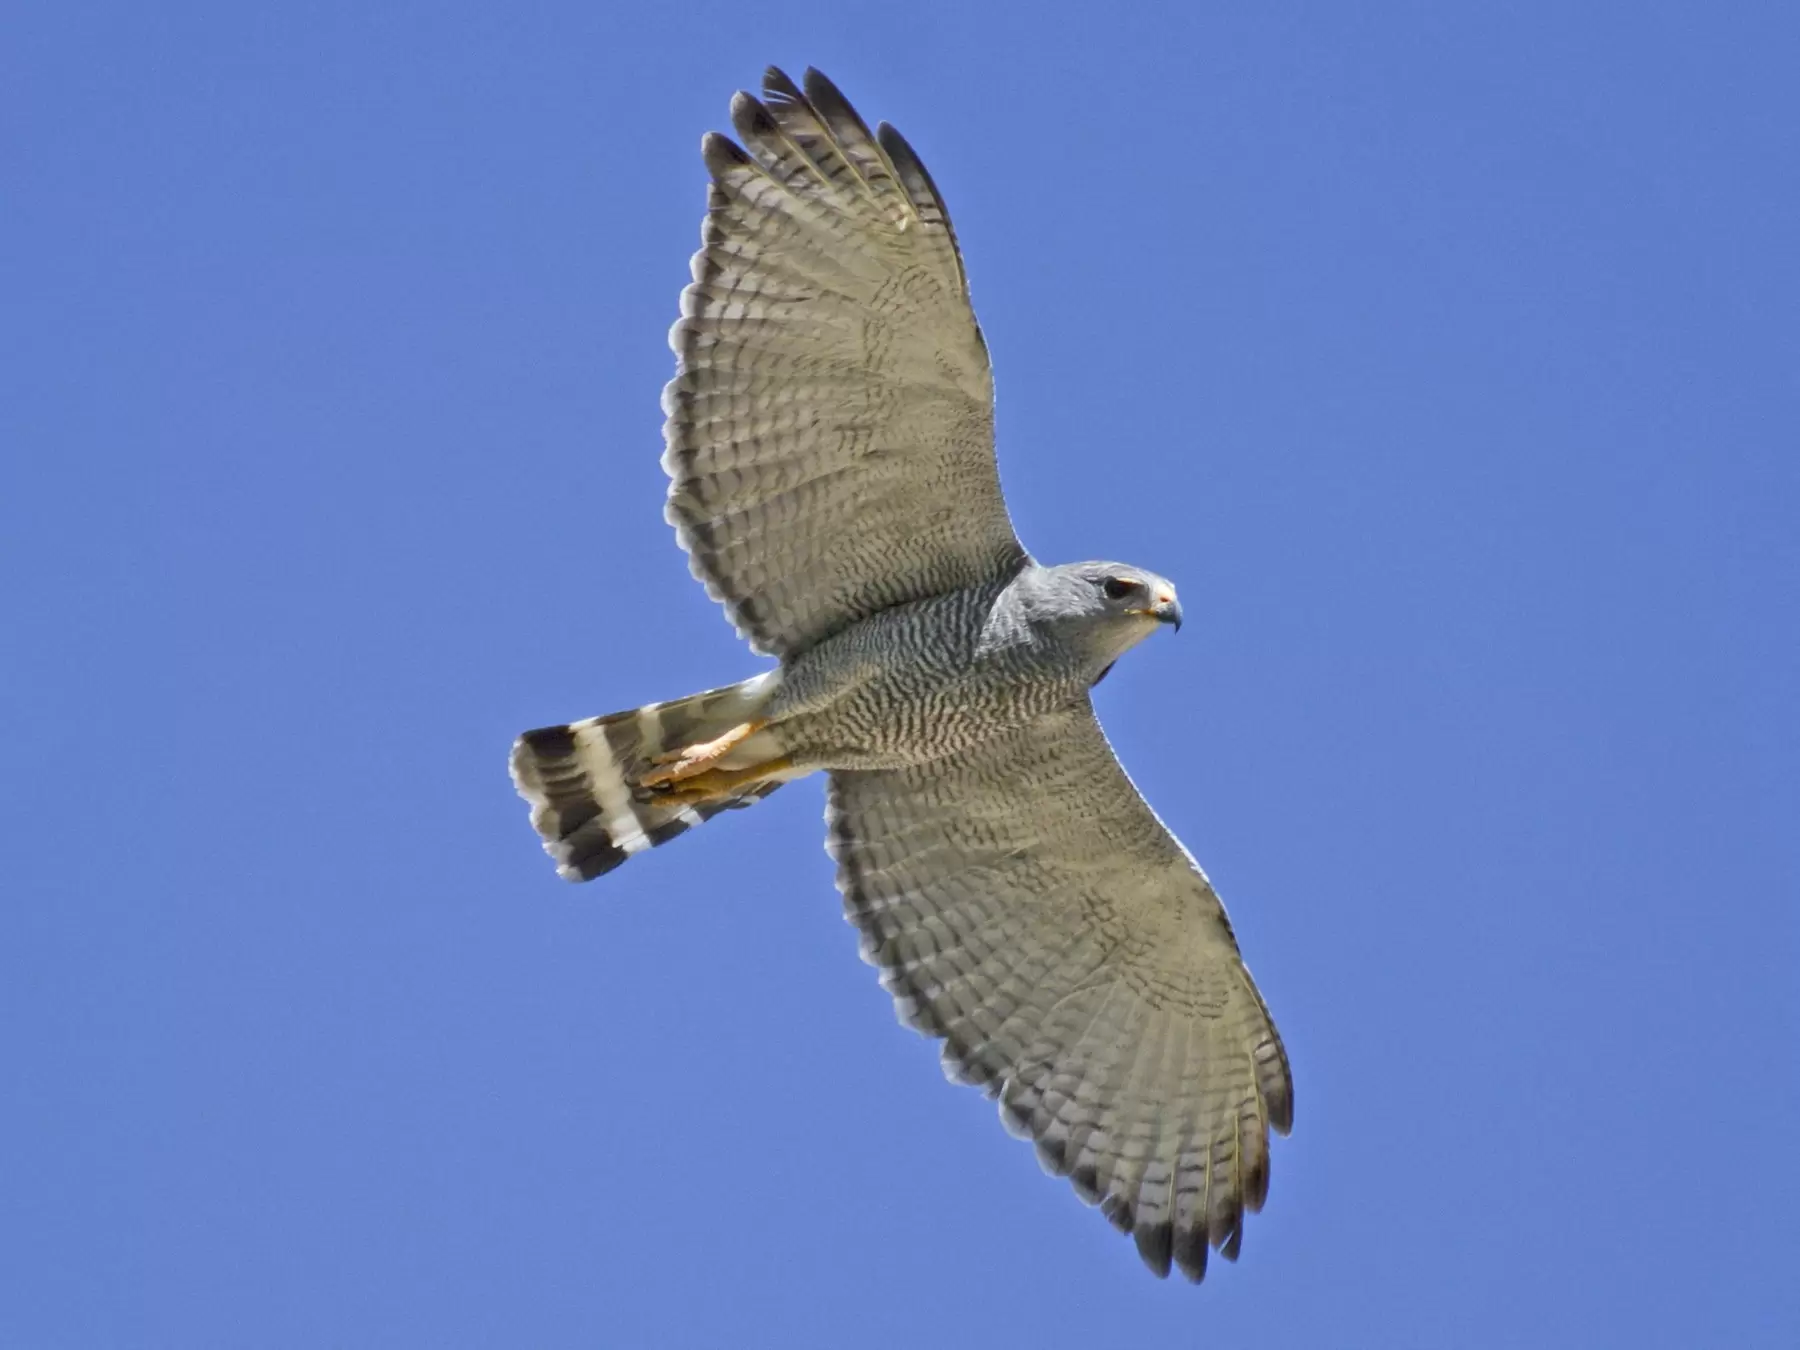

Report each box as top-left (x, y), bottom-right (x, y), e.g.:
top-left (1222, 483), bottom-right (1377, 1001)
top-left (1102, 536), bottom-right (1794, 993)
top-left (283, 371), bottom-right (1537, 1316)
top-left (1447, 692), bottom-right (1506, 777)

top-left (1133, 1222), bottom-right (1174, 1279)
top-left (728, 89), bottom-right (768, 139)
top-left (1219, 1221), bottom-right (1244, 1263)
top-left (1244, 1151), bottom-right (1272, 1213)
top-left (1099, 1191), bottom-right (1135, 1235)
top-left (1213, 1195), bottom-right (1246, 1262)
top-left (875, 120), bottom-right (928, 181)
top-left (801, 67), bottom-right (876, 142)
top-left (700, 130), bottom-right (752, 179)
top-left (1171, 1226), bottom-right (1209, 1283)
top-left (1271, 1082), bottom-right (1295, 1135)
top-left (762, 65), bottom-right (804, 106)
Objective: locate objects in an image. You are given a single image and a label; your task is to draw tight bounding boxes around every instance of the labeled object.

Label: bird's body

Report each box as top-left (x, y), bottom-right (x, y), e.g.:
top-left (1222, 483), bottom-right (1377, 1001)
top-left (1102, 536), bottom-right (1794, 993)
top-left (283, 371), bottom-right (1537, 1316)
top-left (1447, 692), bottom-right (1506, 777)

top-left (768, 562), bottom-right (1168, 771)
top-left (511, 67), bottom-right (1292, 1284)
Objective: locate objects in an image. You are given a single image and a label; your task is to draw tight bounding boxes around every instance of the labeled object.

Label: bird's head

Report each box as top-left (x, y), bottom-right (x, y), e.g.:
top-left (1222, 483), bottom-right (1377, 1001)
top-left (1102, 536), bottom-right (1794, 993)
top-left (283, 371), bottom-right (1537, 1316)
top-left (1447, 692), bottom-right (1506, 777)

top-left (1023, 561), bottom-right (1183, 673)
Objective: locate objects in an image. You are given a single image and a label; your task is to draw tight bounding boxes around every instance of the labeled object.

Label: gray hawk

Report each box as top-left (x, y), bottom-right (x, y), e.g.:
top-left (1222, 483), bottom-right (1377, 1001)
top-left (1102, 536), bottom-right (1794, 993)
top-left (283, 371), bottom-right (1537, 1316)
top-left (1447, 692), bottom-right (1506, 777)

top-left (510, 66), bottom-right (1293, 1283)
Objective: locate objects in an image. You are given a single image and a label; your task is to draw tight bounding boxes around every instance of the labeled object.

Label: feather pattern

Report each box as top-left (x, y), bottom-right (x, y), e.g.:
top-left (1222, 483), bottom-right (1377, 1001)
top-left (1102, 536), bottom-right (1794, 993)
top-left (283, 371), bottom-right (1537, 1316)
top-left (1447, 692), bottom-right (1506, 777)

top-left (511, 675), bottom-right (782, 880)
top-left (664, 66), bottom-right (1025, 659)
top-left (515, 68), bottom-right (1294, 1284)
top-left (827, 701), bottom-right (1293, 1282)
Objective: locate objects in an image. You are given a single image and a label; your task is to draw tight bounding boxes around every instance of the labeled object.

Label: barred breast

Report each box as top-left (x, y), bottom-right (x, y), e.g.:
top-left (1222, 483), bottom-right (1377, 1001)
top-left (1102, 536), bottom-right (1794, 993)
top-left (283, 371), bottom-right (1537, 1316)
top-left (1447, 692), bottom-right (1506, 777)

top-left (770, 581), bottom-right (1086, 771)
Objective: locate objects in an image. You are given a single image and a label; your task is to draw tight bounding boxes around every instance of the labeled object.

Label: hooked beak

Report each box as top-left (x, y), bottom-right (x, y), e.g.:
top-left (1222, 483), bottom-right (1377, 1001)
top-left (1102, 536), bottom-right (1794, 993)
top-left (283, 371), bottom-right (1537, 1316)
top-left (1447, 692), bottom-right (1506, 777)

top-left (1132, 590), bottom-right (1183, 632)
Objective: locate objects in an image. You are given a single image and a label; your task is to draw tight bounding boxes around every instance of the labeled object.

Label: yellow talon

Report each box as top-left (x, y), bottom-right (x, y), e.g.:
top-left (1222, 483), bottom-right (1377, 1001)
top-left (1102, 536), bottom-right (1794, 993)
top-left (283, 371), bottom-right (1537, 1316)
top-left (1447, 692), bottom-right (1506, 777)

top-left (641, 720), bottom-right (764, 787)
top-left (642, 757), bottom-right (794, 804)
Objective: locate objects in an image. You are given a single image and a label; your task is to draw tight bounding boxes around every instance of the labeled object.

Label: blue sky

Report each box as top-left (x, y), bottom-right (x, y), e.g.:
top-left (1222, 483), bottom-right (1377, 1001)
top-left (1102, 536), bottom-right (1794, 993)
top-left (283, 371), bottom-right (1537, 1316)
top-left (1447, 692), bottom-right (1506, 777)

top-left (5, 3), bottom-right (1797, 1346)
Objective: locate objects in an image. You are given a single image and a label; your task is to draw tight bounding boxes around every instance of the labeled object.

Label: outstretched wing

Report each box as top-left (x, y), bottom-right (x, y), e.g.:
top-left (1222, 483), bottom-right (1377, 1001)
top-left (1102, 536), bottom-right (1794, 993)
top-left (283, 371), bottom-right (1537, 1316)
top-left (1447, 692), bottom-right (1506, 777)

top-left (826, 702), bottom-right (1293, 1282)
top-left (663, 67), bottom-right (1027, 659)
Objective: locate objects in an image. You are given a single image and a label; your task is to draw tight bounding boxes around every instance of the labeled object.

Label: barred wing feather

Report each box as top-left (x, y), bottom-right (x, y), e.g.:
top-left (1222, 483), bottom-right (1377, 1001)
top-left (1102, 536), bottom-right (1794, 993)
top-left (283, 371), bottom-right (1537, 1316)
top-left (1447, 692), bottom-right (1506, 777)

top-left (825, 702), bottom-right (1293, 1282)
top-left (663, 66), bottom-right (1026, 658)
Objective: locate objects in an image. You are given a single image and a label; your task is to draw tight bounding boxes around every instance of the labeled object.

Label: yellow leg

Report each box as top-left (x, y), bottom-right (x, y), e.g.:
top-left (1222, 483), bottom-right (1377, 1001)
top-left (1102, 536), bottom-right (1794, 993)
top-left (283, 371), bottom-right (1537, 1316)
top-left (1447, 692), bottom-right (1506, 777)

top-left (641, 719), bottom-right (764, 788)
top-left (643, 756), bottom-right (794, 805)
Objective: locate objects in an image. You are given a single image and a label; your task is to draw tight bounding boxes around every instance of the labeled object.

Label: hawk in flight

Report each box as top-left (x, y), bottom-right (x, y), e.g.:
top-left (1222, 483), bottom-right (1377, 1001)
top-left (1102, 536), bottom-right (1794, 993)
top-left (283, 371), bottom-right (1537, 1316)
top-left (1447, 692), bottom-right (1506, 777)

top-left (511, 67), bottom-right (1292, 1282)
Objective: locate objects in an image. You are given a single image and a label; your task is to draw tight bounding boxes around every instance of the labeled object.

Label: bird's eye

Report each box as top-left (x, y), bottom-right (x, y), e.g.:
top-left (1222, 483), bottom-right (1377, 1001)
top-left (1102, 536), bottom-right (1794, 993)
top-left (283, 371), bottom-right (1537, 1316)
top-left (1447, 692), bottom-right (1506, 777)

top-left (1102, 577), bottom-right (1137, 601)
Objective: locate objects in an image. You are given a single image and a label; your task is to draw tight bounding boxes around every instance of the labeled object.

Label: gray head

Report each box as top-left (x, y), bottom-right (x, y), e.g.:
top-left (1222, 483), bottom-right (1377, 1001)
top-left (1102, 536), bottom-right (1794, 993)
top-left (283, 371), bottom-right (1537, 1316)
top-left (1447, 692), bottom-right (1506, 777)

top-left (1014, 560), bottom-right (1183, 670)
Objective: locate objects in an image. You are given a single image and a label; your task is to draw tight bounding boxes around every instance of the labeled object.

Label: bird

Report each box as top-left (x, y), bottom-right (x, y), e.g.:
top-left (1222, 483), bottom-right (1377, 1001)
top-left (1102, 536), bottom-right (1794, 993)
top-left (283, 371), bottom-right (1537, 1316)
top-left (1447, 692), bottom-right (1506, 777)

top-left (509, 66), bottom-right (1292, 1283)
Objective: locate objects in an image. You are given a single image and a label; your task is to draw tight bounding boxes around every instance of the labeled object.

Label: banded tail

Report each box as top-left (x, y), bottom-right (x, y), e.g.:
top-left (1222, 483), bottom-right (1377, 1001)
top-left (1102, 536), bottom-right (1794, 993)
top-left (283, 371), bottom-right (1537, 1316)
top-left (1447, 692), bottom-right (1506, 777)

top-left (510, 673), bottom-right (788, 881)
